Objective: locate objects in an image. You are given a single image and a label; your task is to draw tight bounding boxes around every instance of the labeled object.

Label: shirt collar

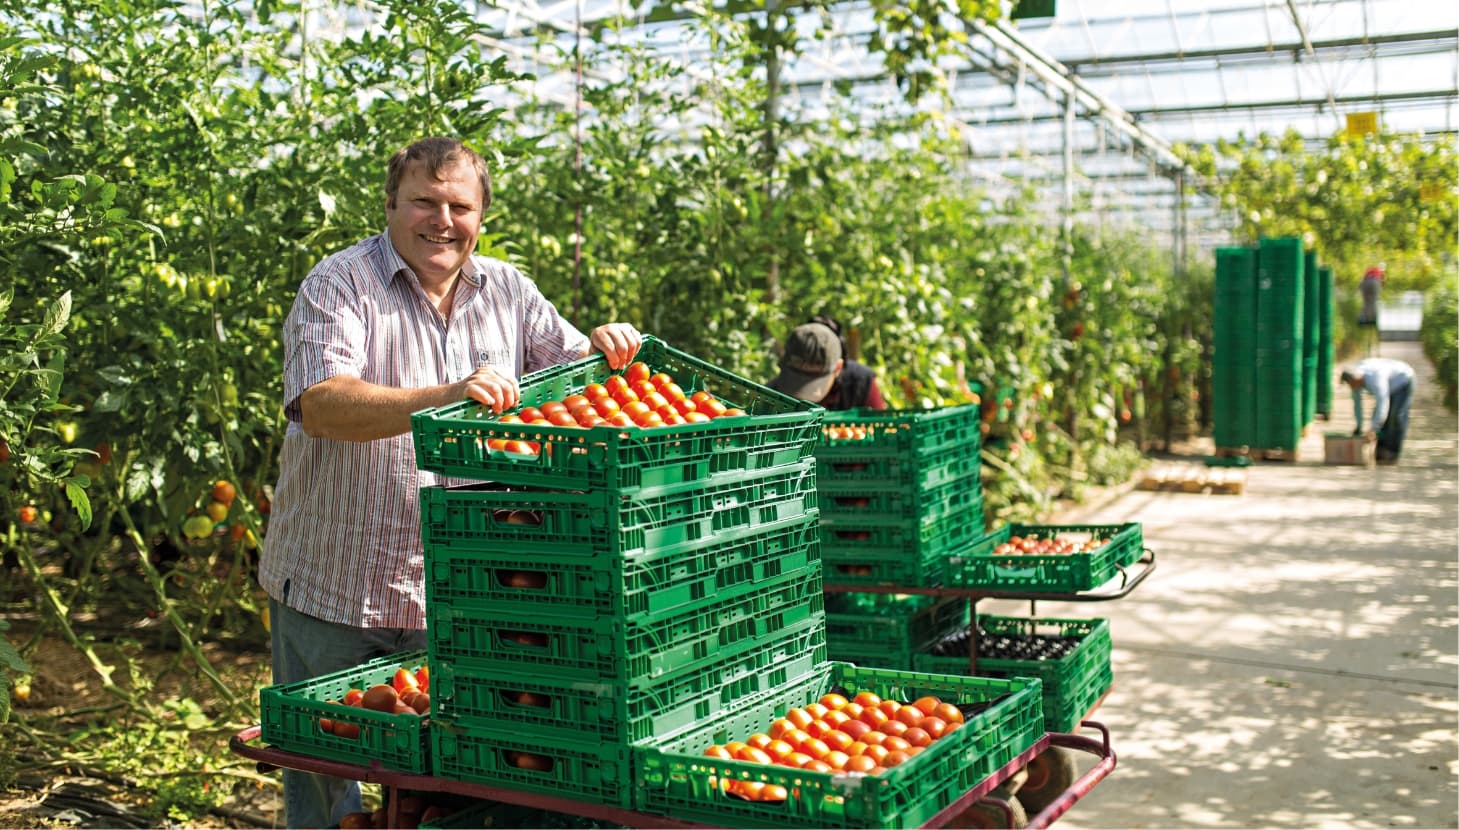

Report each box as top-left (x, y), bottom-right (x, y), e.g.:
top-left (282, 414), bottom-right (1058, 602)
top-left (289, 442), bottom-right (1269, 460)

top-left (376, 232), bottom-right (482, 287)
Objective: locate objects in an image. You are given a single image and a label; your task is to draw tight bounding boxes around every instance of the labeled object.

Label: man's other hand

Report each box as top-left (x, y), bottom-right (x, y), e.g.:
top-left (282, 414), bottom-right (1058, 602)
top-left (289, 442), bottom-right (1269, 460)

top-left (589, 324), bottom-right (643, 371)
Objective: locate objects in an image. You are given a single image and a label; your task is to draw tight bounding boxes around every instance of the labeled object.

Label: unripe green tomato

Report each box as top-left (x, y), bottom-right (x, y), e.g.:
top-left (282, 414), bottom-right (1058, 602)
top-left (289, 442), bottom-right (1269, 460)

top-left (221, 383), bottom-right (240, 407)
top-left (186, 278), bottom-right (202, 301)
top-left (57, 422), bottom-right (78, 444)
top-left (183, 514), bottom-right (215, 540)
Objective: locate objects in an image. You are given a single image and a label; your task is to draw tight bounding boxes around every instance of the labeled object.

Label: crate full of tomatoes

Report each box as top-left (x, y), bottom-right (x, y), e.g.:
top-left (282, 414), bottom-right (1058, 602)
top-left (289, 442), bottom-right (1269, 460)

top-left (258, 650), bottom-right (432, 773)
top-left (633, 662), bottom-right (1044, 828)
top-left (942, 522), bottom-right (1143, 593)
top-left (410, 336), bottom-right (824, 493)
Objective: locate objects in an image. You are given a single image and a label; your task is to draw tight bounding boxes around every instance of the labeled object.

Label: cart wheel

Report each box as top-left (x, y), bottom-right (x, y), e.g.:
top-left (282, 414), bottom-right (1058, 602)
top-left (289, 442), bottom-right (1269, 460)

top-left (1013, 746), bottom-right (1078, 815)
top-left (945, 794), bottom-right (1028, 829)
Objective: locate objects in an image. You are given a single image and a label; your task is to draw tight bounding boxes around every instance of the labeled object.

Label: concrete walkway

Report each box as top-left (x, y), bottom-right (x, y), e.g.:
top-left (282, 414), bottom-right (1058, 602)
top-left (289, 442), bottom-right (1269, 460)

top-left (986, 339), bottom-right (1458, 829)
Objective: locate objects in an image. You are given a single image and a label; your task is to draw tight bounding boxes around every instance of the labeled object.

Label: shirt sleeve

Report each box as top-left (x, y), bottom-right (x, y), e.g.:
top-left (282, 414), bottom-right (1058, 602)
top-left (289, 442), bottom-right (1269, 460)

top-left (1368, 371), bottom-right (1392, 431)
top-left (510, 268), bottom-right (590, 374)
top-left (282, 269), bottom-right (367, 422)
top-left (864, 378), bottom-right (888, 410)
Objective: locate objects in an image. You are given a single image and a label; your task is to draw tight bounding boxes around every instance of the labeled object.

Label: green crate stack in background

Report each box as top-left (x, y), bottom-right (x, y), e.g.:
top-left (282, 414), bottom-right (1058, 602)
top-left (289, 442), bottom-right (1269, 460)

top-left (1316, 265), bottom-right (1335, 417)
top-left (1255, 236), bottom-right (1305, 451)
top-left (1212, 237), bottom-right (1333, 453)
top-left (1301, 248), bottom-right (1320, 426)
top-left (813, 404), bottom-right (983, 587)
top-left (1212, 246), bottom-right (1258, 448)
top-left (410, 336), bottom-right (829, 809)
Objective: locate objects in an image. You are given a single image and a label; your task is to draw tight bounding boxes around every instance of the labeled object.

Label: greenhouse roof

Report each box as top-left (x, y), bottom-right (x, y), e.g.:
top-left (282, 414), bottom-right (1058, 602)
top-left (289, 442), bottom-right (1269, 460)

top-left (453, 0), bottom-right (1458, 253)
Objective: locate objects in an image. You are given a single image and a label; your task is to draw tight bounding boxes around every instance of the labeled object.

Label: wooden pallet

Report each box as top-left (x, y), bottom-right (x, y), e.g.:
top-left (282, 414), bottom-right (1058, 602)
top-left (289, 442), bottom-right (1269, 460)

top-left (1215, 445), bottom-right (1300, 463)
top-left (1138, 461), bottom-right (1247, 495)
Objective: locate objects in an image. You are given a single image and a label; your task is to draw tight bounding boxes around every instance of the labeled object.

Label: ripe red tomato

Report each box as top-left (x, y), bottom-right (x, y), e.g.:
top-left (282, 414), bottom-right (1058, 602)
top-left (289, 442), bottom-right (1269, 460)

top-left (583, 383), bottom-right (608, 401)
top-left (18, 505), bottom-right (37, 524)
top-left (361, 684), bottom-right (399, 712)
top-left (624, 362), bottom-right (652, 385)
top-left (518, 406), bottom-right (544, 423)
top-left (391, 668), bottom-right (420, 695)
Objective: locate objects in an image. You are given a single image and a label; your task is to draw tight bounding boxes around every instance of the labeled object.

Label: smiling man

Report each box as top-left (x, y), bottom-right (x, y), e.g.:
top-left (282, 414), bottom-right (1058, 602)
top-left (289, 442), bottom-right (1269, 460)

top-left (260, 137), bottom-right (641, 828)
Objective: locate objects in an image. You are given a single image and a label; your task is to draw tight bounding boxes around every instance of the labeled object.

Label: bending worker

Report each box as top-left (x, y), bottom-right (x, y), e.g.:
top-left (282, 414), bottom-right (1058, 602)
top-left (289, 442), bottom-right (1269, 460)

top-left (1340, 357), bottom-right (1416, 465)
top-left (767, 318), bottom-right (886, 411)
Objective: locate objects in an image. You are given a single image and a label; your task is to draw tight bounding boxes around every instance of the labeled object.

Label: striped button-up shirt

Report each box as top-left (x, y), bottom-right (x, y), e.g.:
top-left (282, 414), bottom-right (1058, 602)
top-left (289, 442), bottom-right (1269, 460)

top-left (259, 233), bottom-right (589, 629)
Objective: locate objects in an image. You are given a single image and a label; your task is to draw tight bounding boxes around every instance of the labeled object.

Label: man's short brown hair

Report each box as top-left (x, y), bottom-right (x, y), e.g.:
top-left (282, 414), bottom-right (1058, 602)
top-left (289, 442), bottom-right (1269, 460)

top-left (385, 137), bottom-right (492, 210)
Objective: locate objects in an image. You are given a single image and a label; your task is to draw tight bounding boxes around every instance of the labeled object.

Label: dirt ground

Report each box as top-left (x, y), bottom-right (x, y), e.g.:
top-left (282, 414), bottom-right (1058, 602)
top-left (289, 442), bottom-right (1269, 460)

top-left (0, 619), bottom-right (281, 829)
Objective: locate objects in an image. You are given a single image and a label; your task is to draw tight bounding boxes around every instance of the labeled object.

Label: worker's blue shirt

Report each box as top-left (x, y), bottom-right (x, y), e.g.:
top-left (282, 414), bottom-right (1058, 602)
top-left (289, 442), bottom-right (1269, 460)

top-left (1352, 358), bottom-right (1415, 431)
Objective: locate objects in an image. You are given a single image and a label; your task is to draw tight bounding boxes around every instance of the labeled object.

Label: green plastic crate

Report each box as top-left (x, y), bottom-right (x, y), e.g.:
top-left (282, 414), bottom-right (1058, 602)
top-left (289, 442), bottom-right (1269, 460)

top-left (817, 472), bottom-right (983, 525)
top-left (432, 615), bottom-right (823, 745)
top-left (816, 405), bottom-right (980, 461)
top-left (419, 459), bottom-right (816, 559)
top-left (430, 636), bottom-right (830, 808)
top-left (916, 616), bottom-right (1112, 733)
top-left (432, 724), bottom-right (637, 808)
top-left (633, 662), bottom-right (1044, 828)
top-left (258, 650), bottom-right (431, 774)
top-left (424, 512), bottom-right (818, 622)
top-left (820, 498), bottom-right (985, 588)
top-left (942, 522), bottom-right (1143, 593)
top-left (427, 564), bottom-right (824, 684)
top-left (411, 336), bottom-right (823, 491)
top-left (825, 644), bottom-right (917, 672)
top-left (816, 441), bottom-right (979, 492)
top-left (825, 594), bottom-right (969, 654)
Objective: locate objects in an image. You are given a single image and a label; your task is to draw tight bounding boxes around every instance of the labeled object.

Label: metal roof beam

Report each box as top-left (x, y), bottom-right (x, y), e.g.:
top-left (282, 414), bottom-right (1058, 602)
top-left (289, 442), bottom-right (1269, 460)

top-left (1062, 29), bottom-right (1457, 74)
top-left (953, 87), bottom-right (1456, 125)
top-left (962, 17), bottom-right (1192, 177)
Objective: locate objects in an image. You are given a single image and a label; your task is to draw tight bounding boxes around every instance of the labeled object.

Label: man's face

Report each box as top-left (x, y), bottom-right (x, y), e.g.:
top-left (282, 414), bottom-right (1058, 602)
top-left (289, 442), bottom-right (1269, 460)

top-left (385, 158), bottom-right (483, 285)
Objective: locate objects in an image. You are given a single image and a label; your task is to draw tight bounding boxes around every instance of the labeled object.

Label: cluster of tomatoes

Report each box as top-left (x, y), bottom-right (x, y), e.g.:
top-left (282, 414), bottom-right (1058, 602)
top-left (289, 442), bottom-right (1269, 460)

top-left (993, 534), bottom-right (1108, 557)
top-left (702, 691), bottom-right (968, 802)
top-left (822, 424), bottom-right (873, 442)
top-left (317, 664), bottom-right (430, 739)
top-left (485, 361), bottom-right (746, 455)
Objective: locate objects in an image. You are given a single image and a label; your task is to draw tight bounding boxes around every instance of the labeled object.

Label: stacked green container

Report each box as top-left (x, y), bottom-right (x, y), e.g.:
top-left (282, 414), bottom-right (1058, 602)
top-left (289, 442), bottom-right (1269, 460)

top-left (1316, 266), bottom-right (1335, 417)
top-left (1212, 246), bottom-right (1258, 448)
top-left (824, 592), bottom-right (968, 669)
top-left (1254, 236), bottom-right (1305, 450)
top-left (1301, 248), bottom-right (1320, 426)
top-left (410, 337), bottom-right (828, 809)
top-left (814, 404), bottom-right (983, 587)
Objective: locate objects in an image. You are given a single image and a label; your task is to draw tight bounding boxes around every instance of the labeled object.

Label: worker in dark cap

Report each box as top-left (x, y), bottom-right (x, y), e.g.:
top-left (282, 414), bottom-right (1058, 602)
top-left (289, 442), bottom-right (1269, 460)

top-left (767, 320), bottom-right (886, 410)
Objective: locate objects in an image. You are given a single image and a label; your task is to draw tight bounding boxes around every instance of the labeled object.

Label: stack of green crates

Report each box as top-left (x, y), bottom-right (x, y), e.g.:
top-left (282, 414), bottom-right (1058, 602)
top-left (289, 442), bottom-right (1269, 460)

top-left (1255, 236), bottom-right (1305, 451)
top-left (1212, 236), bottom-right (1335, 453)
top-left (409, 336), bottom-right (828, 809)
top-left (1316, 265), bottom-right (1335, 416)
top-left (813, 404), bottom-right (983, 587)
top-left (1301, 248), bottom-right (1320, 426)
top-left (1212, 246), bottom-right (1258, 448)
top-left (824, 592), bottom-right (968, 670)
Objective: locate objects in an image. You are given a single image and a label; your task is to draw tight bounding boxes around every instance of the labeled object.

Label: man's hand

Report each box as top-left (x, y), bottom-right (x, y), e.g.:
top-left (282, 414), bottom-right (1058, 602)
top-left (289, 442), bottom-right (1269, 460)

top-left (589, 323), bottom-right (643, 370)
top-left (1362, 429), bottom-right (1378, 443)
top-left (458, 365), bottom-right (520, 414)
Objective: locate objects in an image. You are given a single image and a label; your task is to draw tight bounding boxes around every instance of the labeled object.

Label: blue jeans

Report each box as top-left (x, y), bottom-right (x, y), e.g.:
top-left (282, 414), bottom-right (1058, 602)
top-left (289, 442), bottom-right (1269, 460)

top-left (1377, 378), bottom-right (1414, 458)
top-left (269, 591), bottom-right (427, 829)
